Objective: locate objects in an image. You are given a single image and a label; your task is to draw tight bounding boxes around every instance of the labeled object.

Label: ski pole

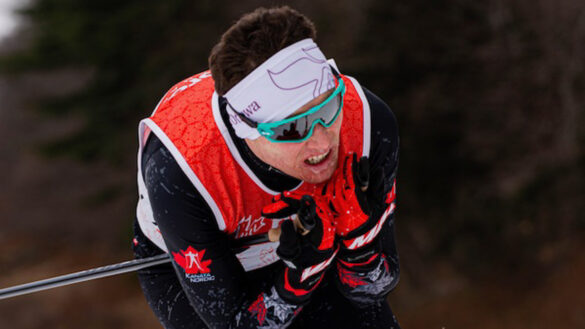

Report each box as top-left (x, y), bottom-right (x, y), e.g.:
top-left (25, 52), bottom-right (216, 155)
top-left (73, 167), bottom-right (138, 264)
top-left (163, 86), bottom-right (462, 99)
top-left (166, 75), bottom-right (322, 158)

top-left (0, 233), bottom-right (273, 301)
top-left (0, 253), bottom-right (171, 300)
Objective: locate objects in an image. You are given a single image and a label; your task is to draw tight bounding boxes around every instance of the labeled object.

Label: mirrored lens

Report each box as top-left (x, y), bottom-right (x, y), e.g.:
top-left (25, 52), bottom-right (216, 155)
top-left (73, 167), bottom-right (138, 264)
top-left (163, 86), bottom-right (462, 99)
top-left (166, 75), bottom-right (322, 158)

top-left (271, 116), bottom-right (310, 141)
top-left (270, 93), bottom-right (342, 141)
top-left (307, 93), bottom-right (341, 126)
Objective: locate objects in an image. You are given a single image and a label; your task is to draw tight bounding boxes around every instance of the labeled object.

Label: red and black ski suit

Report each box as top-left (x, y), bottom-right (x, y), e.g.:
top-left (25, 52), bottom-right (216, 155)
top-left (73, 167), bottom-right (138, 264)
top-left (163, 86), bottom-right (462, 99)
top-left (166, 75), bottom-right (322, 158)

top-left (132, 70), bottom-right (400, 329)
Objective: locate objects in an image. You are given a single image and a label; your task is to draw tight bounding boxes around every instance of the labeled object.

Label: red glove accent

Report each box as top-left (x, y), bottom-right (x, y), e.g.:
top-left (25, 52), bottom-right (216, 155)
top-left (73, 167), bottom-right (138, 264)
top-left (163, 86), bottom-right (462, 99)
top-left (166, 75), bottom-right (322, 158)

top-left (326, 152), bottom-right (374, 236)
top-left (325, 152), bottom-right (395, 251)
top-left (262, 191), bottom-right (335, 251)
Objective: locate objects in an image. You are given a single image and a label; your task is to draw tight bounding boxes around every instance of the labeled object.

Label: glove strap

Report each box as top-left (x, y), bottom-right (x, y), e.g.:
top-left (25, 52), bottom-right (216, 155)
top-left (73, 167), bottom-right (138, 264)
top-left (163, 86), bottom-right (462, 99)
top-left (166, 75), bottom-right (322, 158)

top-left (341, 210), bottom-right (391, 251)
top-left (276, 268), bottom-right (324, 304)
top-left (337, 237), bottom-right (381, 270)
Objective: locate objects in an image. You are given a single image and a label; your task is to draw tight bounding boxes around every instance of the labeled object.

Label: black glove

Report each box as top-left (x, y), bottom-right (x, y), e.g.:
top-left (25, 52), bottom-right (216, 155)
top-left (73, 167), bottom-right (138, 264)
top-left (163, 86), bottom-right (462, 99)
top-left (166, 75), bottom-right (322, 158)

top-left (325, 152), bottom-right (396, 266)
top-left (262, 192), bottom-right (338, 304)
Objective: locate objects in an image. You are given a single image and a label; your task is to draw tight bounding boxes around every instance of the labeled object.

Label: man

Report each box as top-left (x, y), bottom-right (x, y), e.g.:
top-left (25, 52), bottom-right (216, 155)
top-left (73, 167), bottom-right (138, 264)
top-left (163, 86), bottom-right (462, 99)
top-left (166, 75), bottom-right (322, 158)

top-left (133, 6), bottom-right (400, 329)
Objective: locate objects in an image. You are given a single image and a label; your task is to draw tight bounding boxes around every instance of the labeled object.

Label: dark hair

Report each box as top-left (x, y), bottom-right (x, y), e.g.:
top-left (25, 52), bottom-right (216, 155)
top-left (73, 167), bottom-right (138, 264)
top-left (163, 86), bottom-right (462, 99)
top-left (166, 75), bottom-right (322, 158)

top-left (209, 6), bottom-right (317, 95)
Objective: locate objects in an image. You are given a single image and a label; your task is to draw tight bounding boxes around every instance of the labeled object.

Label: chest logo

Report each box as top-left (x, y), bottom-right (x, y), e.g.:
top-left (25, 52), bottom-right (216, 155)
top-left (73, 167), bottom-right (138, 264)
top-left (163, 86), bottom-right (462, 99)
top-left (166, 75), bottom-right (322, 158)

top-left (236, 215), bottom-right (271, 238)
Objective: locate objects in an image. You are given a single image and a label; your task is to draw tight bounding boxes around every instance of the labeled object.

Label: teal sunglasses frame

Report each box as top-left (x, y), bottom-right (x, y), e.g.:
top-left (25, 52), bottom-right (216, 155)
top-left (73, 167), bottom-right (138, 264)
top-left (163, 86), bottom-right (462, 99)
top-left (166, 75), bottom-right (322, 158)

top-left (255, 77), bottom-right (346, 143)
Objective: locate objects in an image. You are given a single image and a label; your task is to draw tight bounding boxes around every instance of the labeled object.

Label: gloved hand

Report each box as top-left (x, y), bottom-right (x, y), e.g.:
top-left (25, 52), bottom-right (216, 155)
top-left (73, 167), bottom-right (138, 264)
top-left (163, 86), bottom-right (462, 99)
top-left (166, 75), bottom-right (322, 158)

top-left (325, 152), bottom-right (396, 264)
top-left (262, 192), bottom-right (338, 304)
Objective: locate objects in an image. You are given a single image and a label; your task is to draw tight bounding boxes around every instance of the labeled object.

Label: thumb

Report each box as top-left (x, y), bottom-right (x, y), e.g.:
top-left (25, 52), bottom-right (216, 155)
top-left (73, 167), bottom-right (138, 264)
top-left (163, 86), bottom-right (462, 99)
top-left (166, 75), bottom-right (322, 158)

top-left (262, 194), bottom-right (299, 219)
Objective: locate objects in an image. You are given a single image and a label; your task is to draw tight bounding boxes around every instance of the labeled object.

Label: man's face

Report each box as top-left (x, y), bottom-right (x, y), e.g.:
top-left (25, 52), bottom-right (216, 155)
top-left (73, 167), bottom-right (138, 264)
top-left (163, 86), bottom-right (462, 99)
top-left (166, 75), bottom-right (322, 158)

top-left (245, 91), bottom-right (343, 184)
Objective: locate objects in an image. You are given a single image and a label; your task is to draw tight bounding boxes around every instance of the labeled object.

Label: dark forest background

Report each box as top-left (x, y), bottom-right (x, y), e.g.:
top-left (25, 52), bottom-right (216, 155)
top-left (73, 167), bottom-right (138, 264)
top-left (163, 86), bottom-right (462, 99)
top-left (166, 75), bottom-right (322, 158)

top-left (1, 0), bottom-right (584, 328)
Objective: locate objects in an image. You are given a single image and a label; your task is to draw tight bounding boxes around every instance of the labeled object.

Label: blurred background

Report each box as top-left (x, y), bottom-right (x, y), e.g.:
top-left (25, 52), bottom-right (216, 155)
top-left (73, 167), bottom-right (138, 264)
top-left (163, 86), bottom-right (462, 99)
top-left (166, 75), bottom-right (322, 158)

top-left (0, 0), bottom-right (583, 328)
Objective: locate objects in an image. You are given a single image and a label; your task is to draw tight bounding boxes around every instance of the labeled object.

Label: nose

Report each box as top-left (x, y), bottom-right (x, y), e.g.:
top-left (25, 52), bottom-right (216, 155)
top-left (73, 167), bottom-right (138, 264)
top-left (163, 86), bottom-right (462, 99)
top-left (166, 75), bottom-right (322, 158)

top-left (305, 123), bottom-right (330, 149)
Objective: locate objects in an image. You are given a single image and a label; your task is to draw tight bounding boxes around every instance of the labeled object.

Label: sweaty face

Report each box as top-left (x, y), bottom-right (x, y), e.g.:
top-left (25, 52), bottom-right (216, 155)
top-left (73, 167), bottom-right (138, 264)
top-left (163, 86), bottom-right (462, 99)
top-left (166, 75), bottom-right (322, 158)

top-left (245, 90), bottom-right (342, 184)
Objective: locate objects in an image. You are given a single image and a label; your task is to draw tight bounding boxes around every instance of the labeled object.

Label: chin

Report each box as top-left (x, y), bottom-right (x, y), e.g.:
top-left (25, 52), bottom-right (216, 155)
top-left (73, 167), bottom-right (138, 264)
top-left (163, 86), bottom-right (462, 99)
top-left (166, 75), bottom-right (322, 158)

top-left (303, 176), bottom-right (328, 184)
top-left (301, 166), bottom-right (337, 184)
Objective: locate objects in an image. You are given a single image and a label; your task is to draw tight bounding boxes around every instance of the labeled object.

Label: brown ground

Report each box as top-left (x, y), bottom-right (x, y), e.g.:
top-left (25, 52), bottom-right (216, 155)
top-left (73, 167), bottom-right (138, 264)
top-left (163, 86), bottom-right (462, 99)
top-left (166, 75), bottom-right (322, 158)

top-left (393, 248), bottom-right (585, 328)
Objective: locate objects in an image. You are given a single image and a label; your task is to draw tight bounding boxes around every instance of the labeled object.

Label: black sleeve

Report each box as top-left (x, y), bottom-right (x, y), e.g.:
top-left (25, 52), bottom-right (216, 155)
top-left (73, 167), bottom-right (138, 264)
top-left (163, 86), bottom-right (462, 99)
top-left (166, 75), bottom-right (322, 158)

top-left (366, 86), bottom-right (399, 185)
top-left (333, 87), bottom-right (400, 306)
top-left (142, 135), bottom-right (301, 329)
top-left (366, 86), bottom-right (400, 292)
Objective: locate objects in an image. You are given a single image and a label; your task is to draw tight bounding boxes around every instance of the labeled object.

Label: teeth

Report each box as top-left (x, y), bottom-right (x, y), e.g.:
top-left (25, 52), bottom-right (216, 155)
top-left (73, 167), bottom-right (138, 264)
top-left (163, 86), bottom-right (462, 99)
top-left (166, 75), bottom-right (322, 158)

top-left (306, 150), bottom-right (330, 165)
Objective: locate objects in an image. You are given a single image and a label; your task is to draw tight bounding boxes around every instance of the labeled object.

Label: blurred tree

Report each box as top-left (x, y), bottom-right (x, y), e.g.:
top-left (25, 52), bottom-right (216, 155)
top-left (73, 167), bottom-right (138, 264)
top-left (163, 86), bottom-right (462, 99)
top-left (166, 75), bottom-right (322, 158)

top-left (355, 0), bottom-right (585, 277)
top-left (0, 0), bottom-right (230, 163)
top-left (1, 0), bottom-right (583, 278)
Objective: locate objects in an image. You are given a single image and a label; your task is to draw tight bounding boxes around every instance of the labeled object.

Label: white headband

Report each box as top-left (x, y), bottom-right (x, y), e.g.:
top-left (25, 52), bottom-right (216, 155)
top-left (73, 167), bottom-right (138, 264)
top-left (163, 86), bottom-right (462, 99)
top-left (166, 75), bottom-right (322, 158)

top-left (224, 39), bottom-right (336, 139)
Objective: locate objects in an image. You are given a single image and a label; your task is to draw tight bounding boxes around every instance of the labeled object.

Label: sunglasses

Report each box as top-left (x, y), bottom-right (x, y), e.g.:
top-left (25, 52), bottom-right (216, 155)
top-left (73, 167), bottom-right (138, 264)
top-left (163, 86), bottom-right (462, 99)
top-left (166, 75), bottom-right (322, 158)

top-left (233, 77), bottom-right (346, 143)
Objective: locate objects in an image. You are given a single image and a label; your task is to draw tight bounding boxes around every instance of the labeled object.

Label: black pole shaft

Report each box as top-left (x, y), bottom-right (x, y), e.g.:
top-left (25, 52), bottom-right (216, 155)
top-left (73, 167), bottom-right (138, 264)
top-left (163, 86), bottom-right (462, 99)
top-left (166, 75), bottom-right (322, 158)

top-left (0, 253), bottom-right (171, 300)
top-left (0, 232), bottom-right (271, 301)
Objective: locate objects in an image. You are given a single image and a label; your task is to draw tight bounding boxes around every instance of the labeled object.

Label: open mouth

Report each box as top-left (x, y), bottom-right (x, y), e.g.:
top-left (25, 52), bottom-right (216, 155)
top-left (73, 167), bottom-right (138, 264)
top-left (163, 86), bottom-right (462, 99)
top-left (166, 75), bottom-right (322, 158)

top-left (304, 149), bottom-right (331, 165)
